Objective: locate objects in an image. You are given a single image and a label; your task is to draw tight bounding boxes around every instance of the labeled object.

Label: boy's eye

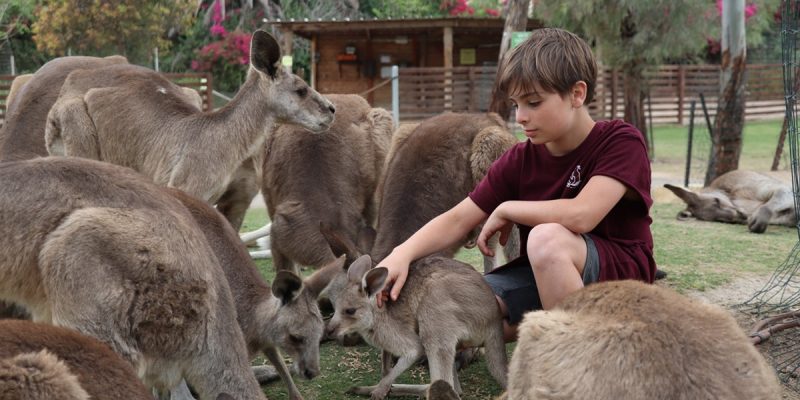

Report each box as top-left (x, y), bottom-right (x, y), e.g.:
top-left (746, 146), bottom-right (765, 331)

top-left (527, 101), bottom-right (542, 107)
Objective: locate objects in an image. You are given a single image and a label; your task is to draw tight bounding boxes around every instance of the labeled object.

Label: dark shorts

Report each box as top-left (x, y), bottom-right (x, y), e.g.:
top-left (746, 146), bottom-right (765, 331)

top-left (484, 234), bottom-right (600, 325)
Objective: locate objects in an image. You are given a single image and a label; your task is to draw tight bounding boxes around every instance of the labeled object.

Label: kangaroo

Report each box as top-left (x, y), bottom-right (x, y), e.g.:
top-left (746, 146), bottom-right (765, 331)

top-left (505, 280), bottom-right (780, 400)
top-left (373, 112), bottom-right (519, 271)
top-left (262, 94), bottom-right (394, 273)
top-left (664, 170), bottom-right (795, 233)
top-left (0, 55), bottom-right (128, 162)
top-left (45, 29), bottom-right (335, 230)
top-left (167, 188), bottom-right (326, 400)
top-left (0, 319), bottom-right (152, 399)
top-left (0, 157), bottom-right (266, 399)
top-left (326, 254), bottom-right (508, 399)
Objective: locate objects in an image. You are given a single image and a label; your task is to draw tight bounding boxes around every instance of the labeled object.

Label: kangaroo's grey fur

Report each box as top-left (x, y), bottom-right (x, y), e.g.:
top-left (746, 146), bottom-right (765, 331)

top-left (0, 157), bottom-right (266, 399)
top-left (0, 55), bottom-right (128, 162)
top-left (505, 280), bottom-right (780, 400)
top-left (262, 94), bottom-right (394, 273)
top-left (327, 255), bottom-right (507, 399)
top-left (0, 319), bottom-right (152, 399)
top-left (664, 170), bottom-right (795, 233)
top-left (168, 188), bottom-right (326, 400)
top-left (45, 30), bottom-right (335, 230)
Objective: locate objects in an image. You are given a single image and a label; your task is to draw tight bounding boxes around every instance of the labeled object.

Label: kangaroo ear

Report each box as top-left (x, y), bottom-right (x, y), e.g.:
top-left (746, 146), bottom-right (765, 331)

top-left (663, 183), bottom-right (701, 207)
top-left (363, 267), bottom-right (388, 298)
top-left (250, 29), bottom-right (281, 79)
top-left (272, 271), bottom-right (304, 305)
top-left (347, 254), bottom-right (373, 283)
top-left (304, 255), bottom-right (347, 297)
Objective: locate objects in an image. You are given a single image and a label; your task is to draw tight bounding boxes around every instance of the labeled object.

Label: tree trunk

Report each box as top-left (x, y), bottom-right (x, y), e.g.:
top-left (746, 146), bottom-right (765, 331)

top-left (707, 0), bottom-right (746, 185)
top-left (489, 0), bottom-right (530, 119)
top-left (622, 65), bottom-right (649, 155)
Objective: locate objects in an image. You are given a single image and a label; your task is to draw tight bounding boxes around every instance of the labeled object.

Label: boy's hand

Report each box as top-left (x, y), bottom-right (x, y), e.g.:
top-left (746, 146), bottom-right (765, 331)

top-left (375, 253), bottom-right (410, 308)
top-left (477, 209), bottom-right (513, 257)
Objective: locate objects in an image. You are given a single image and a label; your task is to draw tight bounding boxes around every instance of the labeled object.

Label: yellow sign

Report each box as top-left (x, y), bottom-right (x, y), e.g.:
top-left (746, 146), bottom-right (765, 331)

top-left (460, 48), bottom-right (476, 65)
top-left (281, 55), bottom-right (293, 67)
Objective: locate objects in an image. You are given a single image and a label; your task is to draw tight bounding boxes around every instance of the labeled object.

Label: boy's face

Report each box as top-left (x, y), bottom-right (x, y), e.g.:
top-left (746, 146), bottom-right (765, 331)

top-left (509, 83), bottom-right (584, 146)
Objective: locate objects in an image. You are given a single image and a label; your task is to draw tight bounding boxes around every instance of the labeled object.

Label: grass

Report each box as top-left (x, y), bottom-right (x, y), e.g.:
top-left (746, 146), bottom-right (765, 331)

top-left (240, 118), bottom-right (797, 399)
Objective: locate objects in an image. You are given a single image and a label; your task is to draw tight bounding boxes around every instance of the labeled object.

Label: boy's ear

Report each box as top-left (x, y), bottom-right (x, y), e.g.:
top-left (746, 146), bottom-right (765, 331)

top-left (571, 81), bottom-right (588, 108)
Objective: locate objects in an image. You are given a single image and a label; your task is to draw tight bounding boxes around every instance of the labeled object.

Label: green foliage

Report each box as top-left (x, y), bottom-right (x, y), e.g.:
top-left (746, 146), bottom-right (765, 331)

top-left (32, 0), bottom-right (196, 65)
top-left (0, 0), bottom-right (46, 72)
top-left (360, 0), bottom-right (444, 18)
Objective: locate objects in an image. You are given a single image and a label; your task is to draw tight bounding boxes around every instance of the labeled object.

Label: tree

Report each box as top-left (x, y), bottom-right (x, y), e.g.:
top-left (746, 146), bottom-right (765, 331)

top-left (32, 0), bottom-right (196, 64)
top-left (707, 0), bottom-right (748, 183)
top-left (490, 0), bottom-right (530, 119)
top-left (0, 0), bottom-right (45, 73)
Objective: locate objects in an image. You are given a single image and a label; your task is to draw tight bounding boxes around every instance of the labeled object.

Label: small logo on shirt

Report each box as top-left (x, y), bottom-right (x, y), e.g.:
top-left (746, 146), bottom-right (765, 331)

top-left (566, 165), bottom-right (582, 189)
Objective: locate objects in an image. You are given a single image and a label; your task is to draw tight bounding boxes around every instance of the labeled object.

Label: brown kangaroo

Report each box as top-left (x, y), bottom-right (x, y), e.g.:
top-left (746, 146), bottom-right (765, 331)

top-left (505, 280), bottom-right (780, 400)
top-left (0, 157), bottom-right (266, 399)
top-left (326, 254), bottom-right (508, 399)
top-left (0, 319), bottom-right (152, 399)
top-left (372, 112), bottom-right (520, 270)
top-left (0, 55), bottom-right (128, 162)
top-left (262, 94), bottom-right (394, 273)
top-left (167, 188), bottom-right (326, 400)
top-left (664, 170), bottom-right (795, 233)
top-left (45, 30), bottom-right (335, 230)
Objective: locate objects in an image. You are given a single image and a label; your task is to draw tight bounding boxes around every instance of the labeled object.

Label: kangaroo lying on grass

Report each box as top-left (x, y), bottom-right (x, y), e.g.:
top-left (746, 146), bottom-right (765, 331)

top-left (0, 157), bottom-right (266, 399)
top-left (326, 254), bottom-right (508, 399)
top-left (664, 169), bottom-right (795, 233)
top-left (262, 94), bottom-right (394, 273)
top-left (0, 55), bottom-right (128, 161)
top-left (504, 280), bottom-right (780, 400)
top-left (45, 30), bottom-right (335, 230)
top-left (0, 319), bottom-right (152, 399)
top-left (168, 188), bottom-right (326, 400)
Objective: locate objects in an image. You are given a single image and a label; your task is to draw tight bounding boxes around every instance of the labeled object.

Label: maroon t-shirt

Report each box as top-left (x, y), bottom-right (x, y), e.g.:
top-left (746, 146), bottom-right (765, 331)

top-left (469, 119), bottom-right (656, 283)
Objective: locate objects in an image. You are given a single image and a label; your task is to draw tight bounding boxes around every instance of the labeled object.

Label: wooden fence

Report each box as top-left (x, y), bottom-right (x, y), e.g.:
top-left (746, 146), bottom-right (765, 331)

top-left (398, 64), bottom-right (786, 124)
top-left (0, 72), bottom-right (213, 128)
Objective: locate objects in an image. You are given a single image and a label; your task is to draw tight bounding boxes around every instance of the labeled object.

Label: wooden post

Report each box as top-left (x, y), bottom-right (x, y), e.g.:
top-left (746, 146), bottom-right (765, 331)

top-left (310, 34), bottom-right (317, 89)
top-left (279, 27), bottom-right (294, 58)
top-left (443, 26), bottom-right (453, 111)
top-left (610, 69), bottom-right (618, 119)
top-left (677, 65), bottom-right (685, 125)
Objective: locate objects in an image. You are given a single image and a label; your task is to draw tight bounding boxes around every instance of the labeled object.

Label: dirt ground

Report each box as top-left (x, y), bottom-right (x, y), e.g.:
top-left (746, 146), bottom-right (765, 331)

top-left (652, 169), bottom-right (799, 399)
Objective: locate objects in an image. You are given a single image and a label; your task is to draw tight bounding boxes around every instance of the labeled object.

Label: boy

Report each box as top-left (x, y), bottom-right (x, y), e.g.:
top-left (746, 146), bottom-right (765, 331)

top-left (377, 27), bottom-right (656, 341)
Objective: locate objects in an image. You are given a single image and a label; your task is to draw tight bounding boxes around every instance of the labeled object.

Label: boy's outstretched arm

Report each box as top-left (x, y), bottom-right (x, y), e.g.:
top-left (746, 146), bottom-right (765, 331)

top-left (477, 175), bottom-right (627, 254)
top-left (376, 197), bottom-right (488, 306)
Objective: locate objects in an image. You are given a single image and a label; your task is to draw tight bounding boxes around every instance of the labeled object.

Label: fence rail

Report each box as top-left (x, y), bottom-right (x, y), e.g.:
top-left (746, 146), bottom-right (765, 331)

top-left (0, 72), bottom-right (213, 128)
top-left (398, 64), bottom-right (785, 123)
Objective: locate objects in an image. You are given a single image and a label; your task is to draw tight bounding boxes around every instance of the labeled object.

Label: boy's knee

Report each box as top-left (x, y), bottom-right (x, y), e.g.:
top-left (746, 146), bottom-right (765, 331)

top-left (526, 223), bottom-right (570, 256)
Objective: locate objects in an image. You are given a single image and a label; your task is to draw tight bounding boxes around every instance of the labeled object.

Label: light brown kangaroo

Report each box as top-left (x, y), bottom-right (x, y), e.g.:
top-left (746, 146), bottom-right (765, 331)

top-left (45, 29), bottom-right (335, 230)
top-left (664, 170), bottom-right (795, 233)
top-left (0, 55), bottom-right (128, 162)
top-left (262, 94), bottom-right (394, 273)
top-left (0, 319), bottom-right (152, 399)
top-left (167, 188), bottom-right (326, 400)
top-left (326, 254), bottom-right (508, 399)
top-left (0, 157), bottom-right (266, 400)
top-left (505, 280), bottom-right (780, 400)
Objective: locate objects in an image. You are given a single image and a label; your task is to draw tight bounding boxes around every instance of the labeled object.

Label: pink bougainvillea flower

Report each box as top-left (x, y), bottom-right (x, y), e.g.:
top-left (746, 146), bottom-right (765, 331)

top-left (485, 8), bottom-right (500, 17)
top-left (210, 23), bottom-right (227, 37)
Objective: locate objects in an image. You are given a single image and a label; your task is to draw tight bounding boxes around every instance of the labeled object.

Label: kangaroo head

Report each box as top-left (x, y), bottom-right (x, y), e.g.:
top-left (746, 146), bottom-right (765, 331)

top-left (271, 271), bottom-right (324, 380)
top-left (326, 255), bottom-right (386, 340)
top-left (249, 29), bottom-right (335, 133)
top-left (664, 184), bottom-right (747, 224)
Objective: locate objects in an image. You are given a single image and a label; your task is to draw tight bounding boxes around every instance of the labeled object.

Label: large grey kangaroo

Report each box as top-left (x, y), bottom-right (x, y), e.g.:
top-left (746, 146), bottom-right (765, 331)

top-left (45, 30), bottom-right (335, 230)
top-left (0, 157), bottom-right (266, 400)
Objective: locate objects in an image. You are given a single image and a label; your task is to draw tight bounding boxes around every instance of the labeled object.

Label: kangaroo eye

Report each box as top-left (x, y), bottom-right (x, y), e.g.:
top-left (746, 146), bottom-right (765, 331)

top-left (289, 335), bottom-right (304, 344)
top-left (345, 308), bottom-right (356, 316)
top-left (296, 87), bottom-right (308, 97)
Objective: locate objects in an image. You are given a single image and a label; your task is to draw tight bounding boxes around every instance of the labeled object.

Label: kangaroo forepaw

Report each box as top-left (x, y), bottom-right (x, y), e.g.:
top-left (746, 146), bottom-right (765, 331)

top-left (252, 365), bottom-right (280, 384)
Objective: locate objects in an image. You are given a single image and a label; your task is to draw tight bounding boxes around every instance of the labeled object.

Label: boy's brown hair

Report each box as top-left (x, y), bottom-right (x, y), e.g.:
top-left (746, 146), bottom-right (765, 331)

top-left (495, 28), bottom-right (597, 104)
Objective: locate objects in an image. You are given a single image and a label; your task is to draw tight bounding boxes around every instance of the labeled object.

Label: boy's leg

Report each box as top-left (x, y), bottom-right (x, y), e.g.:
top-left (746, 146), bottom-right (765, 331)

top-left (484, 223), bottom-right (600, 342)
top-left (526, 223), bottom-right (588, 309)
